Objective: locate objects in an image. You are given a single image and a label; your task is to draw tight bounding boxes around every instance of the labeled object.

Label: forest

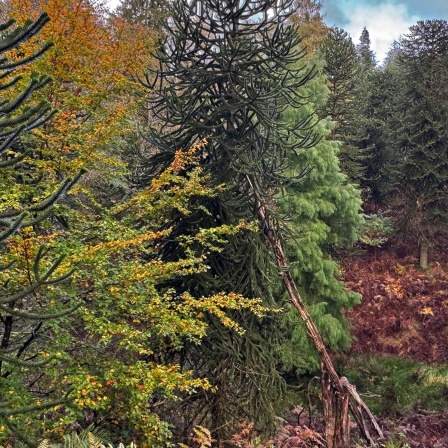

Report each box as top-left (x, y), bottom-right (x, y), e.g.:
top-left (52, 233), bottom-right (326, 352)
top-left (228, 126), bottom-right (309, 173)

top-left (0, 0), bottom-right (447, 446)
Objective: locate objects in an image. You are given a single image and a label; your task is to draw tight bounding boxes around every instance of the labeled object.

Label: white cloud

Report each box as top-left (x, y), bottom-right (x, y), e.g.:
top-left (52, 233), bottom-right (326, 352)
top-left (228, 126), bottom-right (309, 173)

top-left (344, 3), bottom-right (419, 63)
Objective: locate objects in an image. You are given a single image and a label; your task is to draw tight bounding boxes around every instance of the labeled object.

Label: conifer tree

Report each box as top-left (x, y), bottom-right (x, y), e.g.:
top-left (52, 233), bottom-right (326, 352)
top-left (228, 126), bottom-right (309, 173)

top-left (321, 27), bottom-right (365, 183)
top-left (356, 68), bottom-right (397, 201)
top-left (276, 55), bottom-right (362, 373)
top-left (390, 20), bottom-right (448, 268)
top-left (140, 1), bottom-right (382, 445)
top-left (0, 13), bottom-right (81, 444)
top-left (139, 0), bottom-right (319, 437)
top-left (356, 27), bottom-right (376, 69)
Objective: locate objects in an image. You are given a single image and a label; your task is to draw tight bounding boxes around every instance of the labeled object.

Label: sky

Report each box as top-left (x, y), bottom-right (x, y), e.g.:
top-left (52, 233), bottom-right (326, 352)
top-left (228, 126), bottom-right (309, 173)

top-left (322, 0), bottom-right (448, 63)
top-left (105, 0), bottom-right (448, 63)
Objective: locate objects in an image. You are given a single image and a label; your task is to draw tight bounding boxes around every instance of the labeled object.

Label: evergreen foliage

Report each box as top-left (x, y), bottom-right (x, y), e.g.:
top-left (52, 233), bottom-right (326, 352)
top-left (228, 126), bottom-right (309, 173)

top-left (276, 56), bottom-right (362, 372)
top-left (135, 0), bottom-right (363, 438)
top-left (389, 20), bottom-right (448, 266)
top-left (0, 13), bottom-right (81, 445)
top-left (356, 67), bottom-right (397, 201)
top-left (356, 27), bottom-right (376, 69)
top-left (138, 0), bottom-right (321, 437)
top-left (321, 27), bottom-right (365, 183)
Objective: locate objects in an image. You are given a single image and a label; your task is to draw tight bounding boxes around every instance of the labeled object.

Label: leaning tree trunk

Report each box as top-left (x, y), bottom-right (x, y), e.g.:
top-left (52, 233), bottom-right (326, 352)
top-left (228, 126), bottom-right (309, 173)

top-left (254, 194), bottom-right (383, 447)
top-left (321, 365), bottom-right (350, 448)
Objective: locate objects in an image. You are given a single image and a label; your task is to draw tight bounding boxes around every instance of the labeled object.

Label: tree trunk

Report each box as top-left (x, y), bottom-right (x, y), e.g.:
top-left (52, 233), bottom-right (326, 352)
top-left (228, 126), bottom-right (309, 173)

top-left (252, 191), bottom-right (383, 447)
top-left (322, 365), bottom-right (350, 448)
top-left (420, 239), bottom-right (429, 270)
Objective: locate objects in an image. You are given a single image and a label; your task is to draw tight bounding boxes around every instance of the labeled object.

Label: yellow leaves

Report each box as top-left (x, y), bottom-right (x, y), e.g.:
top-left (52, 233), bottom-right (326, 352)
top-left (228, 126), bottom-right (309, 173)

top-left (179, 292), bottom-right (278, 335)
top-left (83, 229), bottom-right (170, 258)
top-left (7, 0), bottom-right (155, 179)
top-left (71, 374), bottom-right (107, 411)
top-left (420, 307), bottom-right (434, 316)
top-left (179, 426), bottom-right (215, 448)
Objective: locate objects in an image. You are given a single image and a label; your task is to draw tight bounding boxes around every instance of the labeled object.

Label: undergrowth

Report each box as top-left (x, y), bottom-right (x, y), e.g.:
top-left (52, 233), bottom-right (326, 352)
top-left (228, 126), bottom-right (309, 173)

top-left (343, 355), bottom-right (448, 416)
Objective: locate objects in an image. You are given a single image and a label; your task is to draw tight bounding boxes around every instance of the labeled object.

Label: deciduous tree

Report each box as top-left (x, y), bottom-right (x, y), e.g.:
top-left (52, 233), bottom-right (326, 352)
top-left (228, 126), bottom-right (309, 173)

top-left (0, 13), bottom-right (82, 445)
top-left (7, 0), bottom-right (154, 185)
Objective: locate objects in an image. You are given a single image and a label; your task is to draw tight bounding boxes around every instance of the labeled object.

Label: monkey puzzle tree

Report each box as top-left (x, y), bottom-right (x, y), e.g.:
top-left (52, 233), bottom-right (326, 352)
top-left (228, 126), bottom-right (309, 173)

top-left (0, 13), bottom-right (81, 444)
top-left (141, 0), bottom-right (381, 445)
top-left (140, 0), bottom-right (313, 436)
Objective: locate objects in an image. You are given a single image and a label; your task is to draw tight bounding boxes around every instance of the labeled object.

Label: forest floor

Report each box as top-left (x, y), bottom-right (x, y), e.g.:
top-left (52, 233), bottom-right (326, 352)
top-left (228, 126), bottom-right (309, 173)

top-left (22, 253), bottom-right (448, 446)
top-left (221, 244), bottom-right (448, 447)
top-left (341, 244), bottom-right (448, 447)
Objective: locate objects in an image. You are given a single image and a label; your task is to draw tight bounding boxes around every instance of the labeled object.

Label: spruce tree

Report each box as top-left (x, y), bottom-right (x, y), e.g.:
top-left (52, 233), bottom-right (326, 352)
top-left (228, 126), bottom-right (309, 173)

top-left (0, 13), bottom-right (81, 444)
top-left (321, 27), bottom-right (365, 183)
top-left (356, 27), bottom-right (376, 69)
top-left (356, 69), bottom-right (397, 201)
top-left (390, 20), bottom-right (448, 268)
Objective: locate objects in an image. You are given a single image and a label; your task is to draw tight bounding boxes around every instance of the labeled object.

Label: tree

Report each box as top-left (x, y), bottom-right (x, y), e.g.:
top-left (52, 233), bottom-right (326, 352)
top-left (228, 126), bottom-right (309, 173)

top-left (321, 27), bottom-right (365, 183)
top-left (61, 145), bottom-right (271, 444)
top-left (139, 0), bottom-right (317, 436)
top-left (291, 0), bottom-right (328, 57)
top-left (115, 0), bottom-right (169, 28)
top-left (7, 0), bottom-right (154, 187)
top-left (356, 68), bottom-right (397, 201)
top-left (0, 13), bottom-right (81, 445)
top-left (141, 1), bottom-right (381, 445)
top-left (390, 20), bottom-right (448, 268)
top-left (276, 55), bottom-right (362, 374)
top-left (356, 27), bottom-right (376, 69)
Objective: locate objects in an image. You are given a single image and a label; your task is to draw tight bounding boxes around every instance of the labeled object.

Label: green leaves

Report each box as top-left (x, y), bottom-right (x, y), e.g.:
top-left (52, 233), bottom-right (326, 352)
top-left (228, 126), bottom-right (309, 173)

top-left (66, 148), bottom-right (273, 443)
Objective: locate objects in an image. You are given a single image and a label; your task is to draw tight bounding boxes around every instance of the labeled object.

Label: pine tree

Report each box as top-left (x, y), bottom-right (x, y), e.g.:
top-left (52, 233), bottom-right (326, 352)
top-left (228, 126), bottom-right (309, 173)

top-left (390, 20), bottom-right (448, 268)
top-left (0, 13), bottom-right (81, 444)
top-left (276, 55), bottom-right (362, 373)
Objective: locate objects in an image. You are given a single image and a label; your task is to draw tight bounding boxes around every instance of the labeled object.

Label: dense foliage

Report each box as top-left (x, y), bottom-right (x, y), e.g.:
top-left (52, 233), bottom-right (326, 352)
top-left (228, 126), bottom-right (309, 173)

top-left (0, 0), bottom-right (447, 446)
top-left (0, 12), bottom-right (82, 444)
top-left (389, 20), bottom-right (448, 268)
top-left (137, 0), bottom-right (364, 439)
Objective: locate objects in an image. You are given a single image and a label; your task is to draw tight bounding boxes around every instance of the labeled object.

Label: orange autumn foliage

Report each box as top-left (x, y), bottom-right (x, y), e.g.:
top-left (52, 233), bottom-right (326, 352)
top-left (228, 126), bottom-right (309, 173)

top-left (6, 0), bottom-right (155, 177)
top-left (291, 0), bottom-right (329, 57)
